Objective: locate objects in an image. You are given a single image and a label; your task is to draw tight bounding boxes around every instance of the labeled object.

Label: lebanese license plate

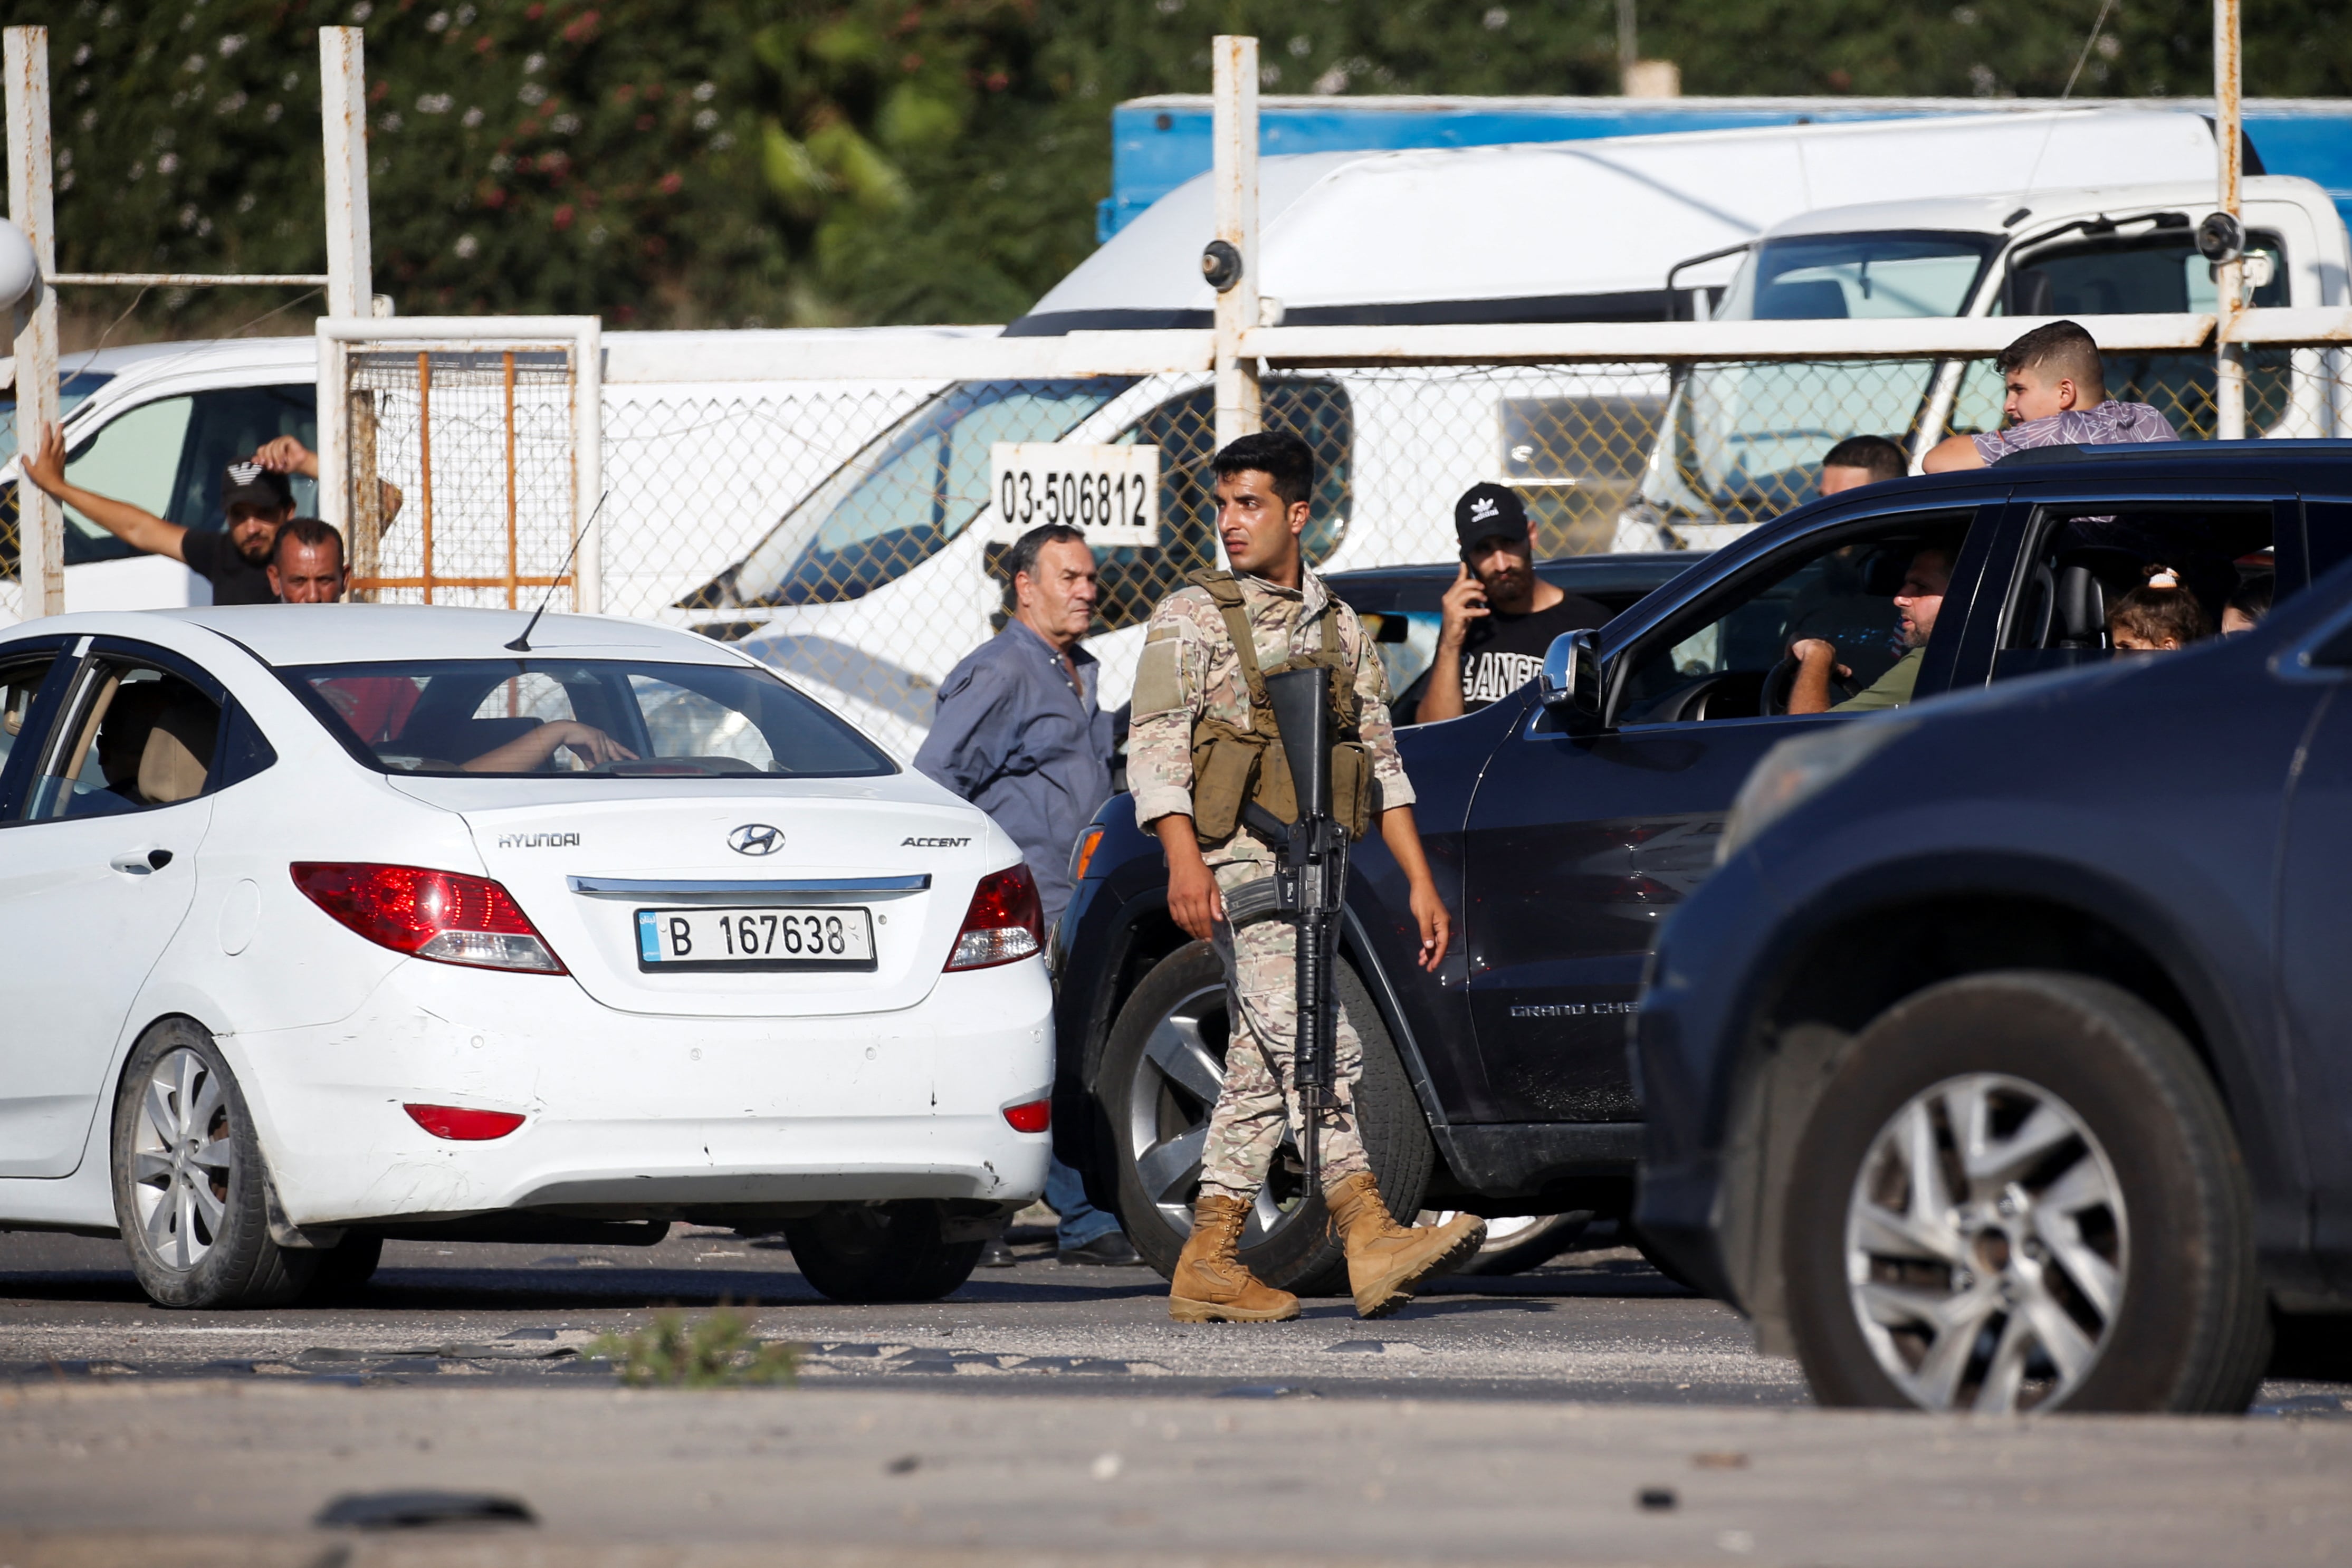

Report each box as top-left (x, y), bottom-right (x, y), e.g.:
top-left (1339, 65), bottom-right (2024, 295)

top-left (635, 906), bottom-right (876, 971)
top-left (987, 441), bottom-right (1159, 548)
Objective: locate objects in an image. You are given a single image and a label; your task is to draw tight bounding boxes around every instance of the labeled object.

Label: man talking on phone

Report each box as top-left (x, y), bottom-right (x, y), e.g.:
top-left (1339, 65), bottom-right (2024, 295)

top-left (1414, 483), bottom-right (1610, 723)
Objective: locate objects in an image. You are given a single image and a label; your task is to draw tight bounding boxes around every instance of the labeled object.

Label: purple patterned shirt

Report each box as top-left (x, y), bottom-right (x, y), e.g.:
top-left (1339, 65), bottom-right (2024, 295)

top-left (1972, 400), bottom-right (2179, 463)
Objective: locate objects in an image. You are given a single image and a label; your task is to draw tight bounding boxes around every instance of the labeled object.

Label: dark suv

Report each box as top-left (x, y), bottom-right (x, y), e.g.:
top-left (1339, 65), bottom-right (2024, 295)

top-left (1056, 442), bottom-right (2352, 1298)
top-left (1635, 449), bottom-right (2352, 1414)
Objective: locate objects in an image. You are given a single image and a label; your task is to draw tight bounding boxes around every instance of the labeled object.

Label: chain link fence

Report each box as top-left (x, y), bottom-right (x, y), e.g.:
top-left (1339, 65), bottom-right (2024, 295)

top-left (576, 341), bottom-right (2336, 751)
top-left (17, 324), bottom-right (2331, 749)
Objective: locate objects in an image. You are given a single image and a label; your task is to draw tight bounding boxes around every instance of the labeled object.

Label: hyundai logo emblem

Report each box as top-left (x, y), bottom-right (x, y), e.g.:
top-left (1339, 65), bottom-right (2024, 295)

top-left (727, 823), bottom-right (785, 857)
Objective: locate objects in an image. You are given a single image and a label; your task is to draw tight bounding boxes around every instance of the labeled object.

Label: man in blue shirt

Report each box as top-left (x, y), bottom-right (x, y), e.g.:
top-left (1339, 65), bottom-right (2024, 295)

top-left (914, 523), bottom-right (1136, 1267)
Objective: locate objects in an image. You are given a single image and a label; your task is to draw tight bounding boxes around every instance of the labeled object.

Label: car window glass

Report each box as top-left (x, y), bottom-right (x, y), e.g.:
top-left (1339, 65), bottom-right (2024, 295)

top-left (167, 384), bottom-right (318, 533)
top-left (291, 658), bottom-right (893, 778)
top-left (27, 662), bottom-right (222, 820)
top-left (0, 654), bottom-right (56, 775)
top-left (1620, 511), bottom-right (1976, 724)
top-left (628, 673), bottom-right (780, 770)
top-left (1994, 503), bottom-right (2276, 683)
top-left (1500, 395), bottom-right (1663, 556)
top-left (721, 379), bottom-right (1134, 610)
top-left (58, 396), bottom-right (193, 563)
top-left (1357, 610), bottom-right (1446, 713)
top-left (472, 672), bottom-right (577, 724)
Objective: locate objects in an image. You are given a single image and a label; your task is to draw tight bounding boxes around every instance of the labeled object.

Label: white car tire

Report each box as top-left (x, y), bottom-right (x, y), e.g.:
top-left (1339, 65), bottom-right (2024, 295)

top-left (110, 1018), bottom-right (317, 1310)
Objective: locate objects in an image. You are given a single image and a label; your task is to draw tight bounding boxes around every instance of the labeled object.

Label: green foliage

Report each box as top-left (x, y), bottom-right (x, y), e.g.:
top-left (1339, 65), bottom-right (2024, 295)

top-left (6, 0), bottom-right (2349, 333)
top-left (591, 1308), bottom-right (799, 1388)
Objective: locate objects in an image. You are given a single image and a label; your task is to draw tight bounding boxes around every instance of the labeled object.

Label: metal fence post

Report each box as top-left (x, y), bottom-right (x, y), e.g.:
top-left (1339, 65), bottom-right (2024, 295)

top-left (1211, 35), bottom-right (1260, 455)
top-left (320, 27), bottom-right (372, 321)
top-left (6, 26), bottom-right (60, 619)
top-left (572, 318), bottom-right (603, 614)
top-left (2213, 0), bottom-right (2246, 441)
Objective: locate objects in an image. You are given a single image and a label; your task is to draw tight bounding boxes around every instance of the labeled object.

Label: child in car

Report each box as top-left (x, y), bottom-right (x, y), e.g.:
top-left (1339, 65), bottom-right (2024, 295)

top-left (2107, 567), bottom-right (2212, 652)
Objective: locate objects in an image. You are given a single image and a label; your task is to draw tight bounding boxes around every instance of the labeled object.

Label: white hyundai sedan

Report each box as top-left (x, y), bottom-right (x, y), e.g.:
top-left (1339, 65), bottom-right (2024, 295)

top-left (0, 606), bottom-right (1054, 1308)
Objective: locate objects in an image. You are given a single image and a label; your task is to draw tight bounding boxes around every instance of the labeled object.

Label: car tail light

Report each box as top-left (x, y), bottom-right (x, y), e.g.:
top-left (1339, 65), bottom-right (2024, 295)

top-left (1002, 1097), bottom-right (1051, 1134)
top-left (945, 864), bottom-right (1044, 971)
top-left (1069, 825), bottom-right (1106, 884)
top-left (292, 863), bottom-right (567, 974)
top-left (406, 1103), bottom-right (527, 1141)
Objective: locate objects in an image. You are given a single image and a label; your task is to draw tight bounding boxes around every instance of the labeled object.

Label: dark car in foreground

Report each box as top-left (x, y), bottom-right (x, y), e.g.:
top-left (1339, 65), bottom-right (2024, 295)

top-left (1634, 461), bottom-right (2352, 1414)
top-left (1057, 442), bottom-right (2352, 1301)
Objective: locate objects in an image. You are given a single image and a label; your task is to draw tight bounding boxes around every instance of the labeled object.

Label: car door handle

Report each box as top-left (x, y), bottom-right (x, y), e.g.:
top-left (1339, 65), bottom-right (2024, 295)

top-left (109, 849), bottom-right (174, 875)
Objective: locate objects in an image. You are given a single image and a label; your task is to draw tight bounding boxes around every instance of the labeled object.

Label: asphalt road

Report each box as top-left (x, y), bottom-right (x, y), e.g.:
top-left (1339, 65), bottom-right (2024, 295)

top-left (6, 1221), bottom-right (2351, 1566)
top-left (0, 1220), bottom-right (1804, 1403)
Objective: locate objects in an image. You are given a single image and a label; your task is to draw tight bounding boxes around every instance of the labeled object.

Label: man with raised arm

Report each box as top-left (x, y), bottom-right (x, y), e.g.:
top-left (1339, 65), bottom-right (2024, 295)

top-left (23, 425), bottom-right (293, 606)
top-left (1128, 430), bottom-right (1484, 1324)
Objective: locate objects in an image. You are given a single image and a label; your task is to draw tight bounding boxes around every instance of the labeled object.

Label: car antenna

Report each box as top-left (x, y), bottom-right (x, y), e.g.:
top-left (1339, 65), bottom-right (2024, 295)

top-left (506, 489), bottom-right (611, 654)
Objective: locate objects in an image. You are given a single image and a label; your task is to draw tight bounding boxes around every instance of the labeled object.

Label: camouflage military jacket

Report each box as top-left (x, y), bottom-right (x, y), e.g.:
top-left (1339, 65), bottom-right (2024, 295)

top-left (1129, 568), bottom-right (1415, 869)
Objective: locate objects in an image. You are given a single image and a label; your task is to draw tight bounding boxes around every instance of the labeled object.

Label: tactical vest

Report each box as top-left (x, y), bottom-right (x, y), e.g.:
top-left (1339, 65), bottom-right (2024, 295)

top-left (1185, 570), bottom-right (1375, 843)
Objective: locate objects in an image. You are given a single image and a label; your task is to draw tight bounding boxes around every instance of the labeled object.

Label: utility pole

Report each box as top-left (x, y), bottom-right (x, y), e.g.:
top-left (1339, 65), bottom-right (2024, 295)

top-left (5, 25), bottom-right (60, 618)
top-left (2213, 0), bottom-right (2246, 440)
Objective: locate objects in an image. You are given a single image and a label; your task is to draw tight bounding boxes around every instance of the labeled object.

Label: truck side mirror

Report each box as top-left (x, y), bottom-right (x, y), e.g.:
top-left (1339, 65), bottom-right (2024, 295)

top-left (1537, 628), bottom-right (1606, 730)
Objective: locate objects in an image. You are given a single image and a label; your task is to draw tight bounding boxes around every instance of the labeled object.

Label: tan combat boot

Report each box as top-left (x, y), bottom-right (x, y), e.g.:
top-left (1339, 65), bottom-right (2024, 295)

top-left (1324, 1171), bottom-right (1487, 1319)
top-left (1168, 1194), bottom-right (1302, 1323)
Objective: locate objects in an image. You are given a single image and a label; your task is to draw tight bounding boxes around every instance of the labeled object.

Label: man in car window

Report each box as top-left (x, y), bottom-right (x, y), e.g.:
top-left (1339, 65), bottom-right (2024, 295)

top-left (1787, 544), bottom-right (1953, 714)
top-left (1416, 483), bottom-right (1610, 723)
top-left (23, 424), bottom-right (291, 605)
top-left (1920, 320), bottom-right (2177, 471)
top-left (912, 522), bottom-right (1137, 1269)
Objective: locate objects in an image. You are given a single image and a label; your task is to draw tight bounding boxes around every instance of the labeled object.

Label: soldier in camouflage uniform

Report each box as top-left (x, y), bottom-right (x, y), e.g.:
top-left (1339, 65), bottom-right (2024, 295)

top-left (1129, 431), bottom-right (1487, 1323)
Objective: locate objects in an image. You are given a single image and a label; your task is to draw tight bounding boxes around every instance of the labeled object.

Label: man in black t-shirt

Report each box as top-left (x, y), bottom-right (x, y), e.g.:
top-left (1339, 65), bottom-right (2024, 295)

top-left (1416, 483), bottom-right (1611, 723)
top-left (23, 424), bottom-right (293, 605)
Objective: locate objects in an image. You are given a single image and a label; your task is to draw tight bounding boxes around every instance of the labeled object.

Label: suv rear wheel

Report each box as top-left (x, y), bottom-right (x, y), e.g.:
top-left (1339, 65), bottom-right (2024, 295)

top-left (1783, 971), bottom-right (2269, 1413)
top-left (1097, 941), bottom-right (1434, 1296)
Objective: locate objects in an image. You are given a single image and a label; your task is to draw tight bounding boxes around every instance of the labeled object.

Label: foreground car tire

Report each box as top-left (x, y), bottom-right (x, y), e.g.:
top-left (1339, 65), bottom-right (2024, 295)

top-left (110, 1019), bottom-right (317, 1309)
top-left (1100, 941), bottom-right (1435, 1296)
top-left (783, 1202), bottom-right (984, 1303)
top-left (1782, 971), bottom-right (2269, 1414)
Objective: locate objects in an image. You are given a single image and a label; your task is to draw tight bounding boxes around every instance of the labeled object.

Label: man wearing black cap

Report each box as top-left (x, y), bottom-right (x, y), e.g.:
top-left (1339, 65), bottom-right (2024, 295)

top-left (1415, 483), bottom-right (1611, 724)
top-left (23, 423), bottom-right (293, 605)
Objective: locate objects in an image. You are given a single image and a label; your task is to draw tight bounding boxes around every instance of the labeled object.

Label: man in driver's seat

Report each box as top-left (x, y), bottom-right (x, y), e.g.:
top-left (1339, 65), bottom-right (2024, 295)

top-left (1785, 545), bottom-right (1952, 715)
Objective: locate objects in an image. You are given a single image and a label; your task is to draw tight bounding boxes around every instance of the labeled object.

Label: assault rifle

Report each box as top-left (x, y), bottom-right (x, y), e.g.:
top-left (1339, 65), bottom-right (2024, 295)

top-left (1227, 665), bottom-right (1351, 1196)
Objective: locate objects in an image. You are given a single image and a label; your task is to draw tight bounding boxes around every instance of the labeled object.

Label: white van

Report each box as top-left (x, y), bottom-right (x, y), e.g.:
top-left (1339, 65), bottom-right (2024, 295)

top-left (700, 110), bottom-right (2275, 725)
top-left (1635, 175), bottom-right (2352, 548)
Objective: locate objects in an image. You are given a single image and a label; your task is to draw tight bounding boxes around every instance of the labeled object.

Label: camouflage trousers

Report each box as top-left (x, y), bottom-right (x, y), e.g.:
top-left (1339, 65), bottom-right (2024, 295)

top-left (1198, 860), bottom-right (1372, 1203)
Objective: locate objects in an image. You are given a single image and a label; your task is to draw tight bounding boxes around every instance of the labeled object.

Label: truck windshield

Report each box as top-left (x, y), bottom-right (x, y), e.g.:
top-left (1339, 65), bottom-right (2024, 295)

top-left (719, 378), bottom-right (1135, 607)
top-left (1679, 231), bottom-right (2000, 518)
top-left (1720, 232), bottom-right (1998, 322)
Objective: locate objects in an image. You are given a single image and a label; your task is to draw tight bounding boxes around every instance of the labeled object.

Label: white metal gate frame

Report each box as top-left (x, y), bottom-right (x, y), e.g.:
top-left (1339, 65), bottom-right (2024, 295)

top-left (317, 315), bottom-right (603, 613)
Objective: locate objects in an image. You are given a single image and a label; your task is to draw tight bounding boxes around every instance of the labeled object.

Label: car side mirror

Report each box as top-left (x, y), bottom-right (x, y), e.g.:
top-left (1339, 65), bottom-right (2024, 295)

top-left (1538, 628), bottom-right (1605, 730)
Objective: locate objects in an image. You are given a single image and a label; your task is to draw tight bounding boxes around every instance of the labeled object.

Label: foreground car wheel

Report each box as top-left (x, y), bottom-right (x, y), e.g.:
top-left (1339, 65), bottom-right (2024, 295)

top-left (110, 1019), bottom-right (317, 1309)
top-left (783, 1203), bottom-right (983, 1303)
top-left (1783, 972), bottom-right (2269, 1413)
top-left (1099, 942), bottom-right (1434, 1296)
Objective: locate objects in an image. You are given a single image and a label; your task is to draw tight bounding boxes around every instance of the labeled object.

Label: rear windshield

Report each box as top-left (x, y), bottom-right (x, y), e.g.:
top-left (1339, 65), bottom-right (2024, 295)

top-left (286, 658), bottom-right (895, 779)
